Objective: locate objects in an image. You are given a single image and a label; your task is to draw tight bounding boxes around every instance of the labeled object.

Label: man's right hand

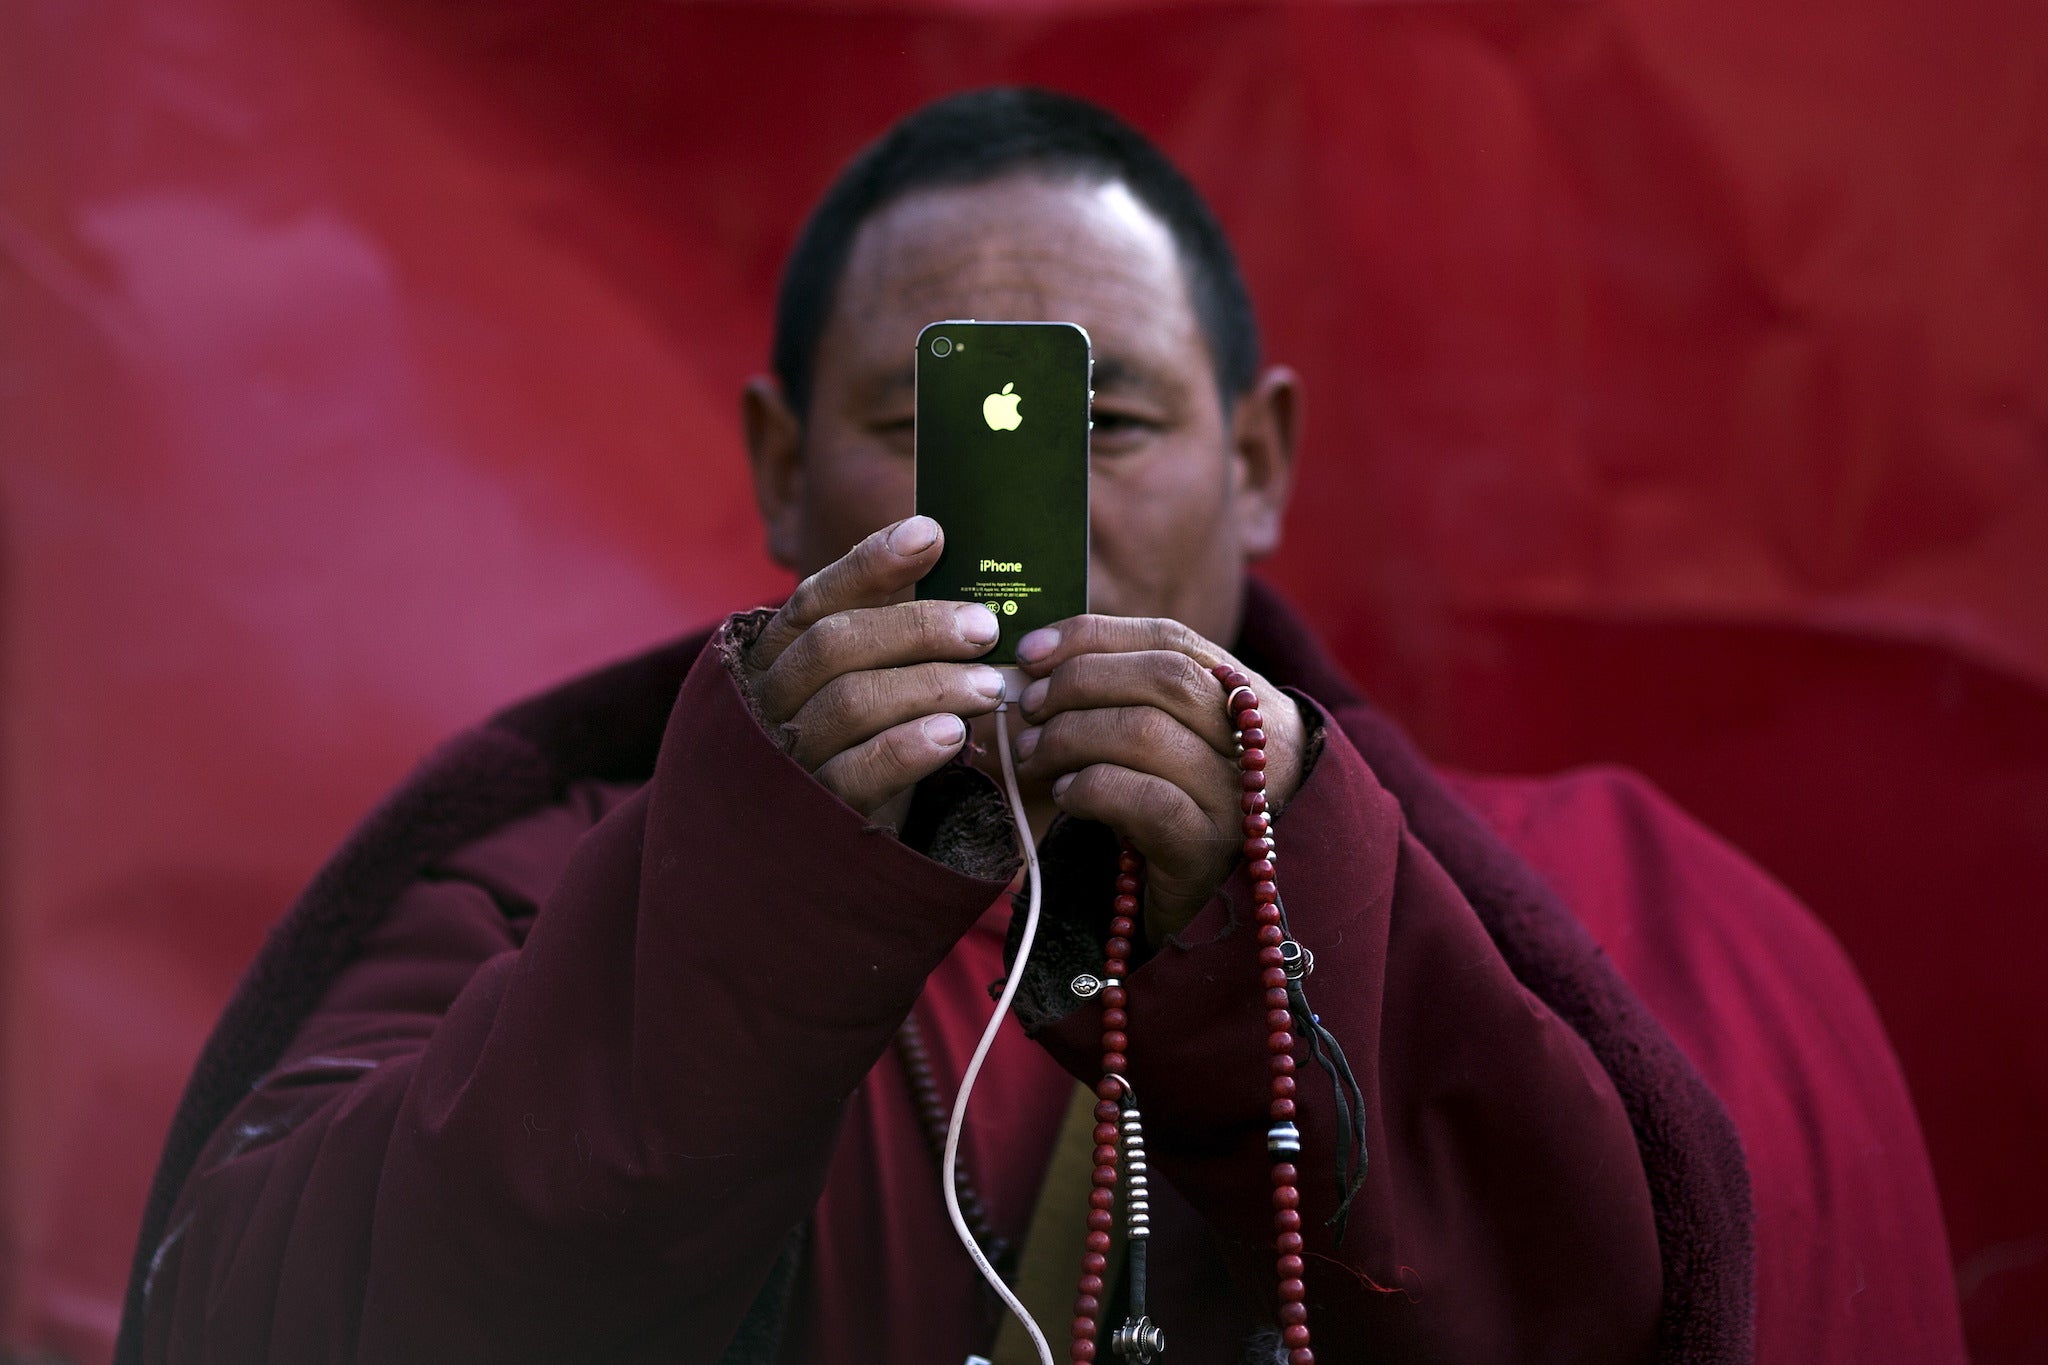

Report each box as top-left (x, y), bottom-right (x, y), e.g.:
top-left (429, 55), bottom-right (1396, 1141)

top-left (741, 515), bottom-right (1005, 825)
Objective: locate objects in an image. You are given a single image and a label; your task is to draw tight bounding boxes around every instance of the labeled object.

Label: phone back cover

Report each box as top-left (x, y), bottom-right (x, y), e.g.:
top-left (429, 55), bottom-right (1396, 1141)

top-left (915, 321), bottom-right (1090, 664)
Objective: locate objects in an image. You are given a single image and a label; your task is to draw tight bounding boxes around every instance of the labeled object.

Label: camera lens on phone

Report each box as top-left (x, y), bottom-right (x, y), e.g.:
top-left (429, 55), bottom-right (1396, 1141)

top-left (930, 336), bottom-right (953, 357)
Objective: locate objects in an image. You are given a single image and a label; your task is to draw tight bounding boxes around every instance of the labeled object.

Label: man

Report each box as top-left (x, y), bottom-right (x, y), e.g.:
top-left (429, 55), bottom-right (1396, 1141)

top-left (118, 89), bottom-right (1962, 1364)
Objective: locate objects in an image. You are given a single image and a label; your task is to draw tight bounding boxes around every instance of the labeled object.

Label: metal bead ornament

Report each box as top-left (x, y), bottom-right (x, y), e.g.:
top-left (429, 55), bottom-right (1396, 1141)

top-left (1068, 667), bottom-right (1326, 1365)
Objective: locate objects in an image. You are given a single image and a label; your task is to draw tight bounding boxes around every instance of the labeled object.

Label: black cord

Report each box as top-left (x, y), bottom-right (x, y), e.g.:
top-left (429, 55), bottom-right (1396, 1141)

top-left (1275, 897), bottom-right (1369, 1244)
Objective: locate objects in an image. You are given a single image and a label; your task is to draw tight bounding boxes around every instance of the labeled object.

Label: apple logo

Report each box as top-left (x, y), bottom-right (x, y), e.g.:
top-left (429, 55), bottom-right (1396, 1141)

top-left (983, 382), bottom-right (1023, 431)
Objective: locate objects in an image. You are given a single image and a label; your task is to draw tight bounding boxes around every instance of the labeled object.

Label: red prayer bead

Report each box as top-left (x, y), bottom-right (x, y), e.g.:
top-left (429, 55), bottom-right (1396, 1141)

top-left (1075, 1316), bottom-right (1099, 1339)
top-left (1237, 708), bottom-right (1262, 730)
top-left (1241, 770), bottom-right (1267, 792)
top-left (1280, 1302), bottom-right (1308, 1325)
top-left (1270, 1097), bottom-right (1296, 1120)
top-left (1244, 813), bottom-right (1270, 837)
top-left (1103, 1031), bottom-right (1128, 1053)
top-left (1258, 924), bottom-right (1284, 946)
top-left (1241, 791), bottom-right (1268, 814)
top-left (1102, 986), bottom-right (1127, 1008)
top-left (1080, 1273), bottom-right (1104, 1297)
top-left (1072, 1342), bottom-right (1095, 1362)
top-left (1245, 834), bottom-right (1274, 859)
top-left (1270, 1054), bottom-right (1296, 1075)
top-left (1094, 1144), bottom-right (1118, 1166)
top-left (1272, 1075), bottom-right (1296, 1097)
top-left (1116, 873), bottom-right (1140, 894)
top-left (1241, 747), bottom-right (1267, 769)
top-left (1275, 1210), bottom-right (1301, 1232)
top-left (1256, 902), bottom-right (1283, 925)
top-left (1260, 945), bottom-right (1285, 967)
top-left (1102, 1008), bottom-right (1127, 1029)
top-left (1083, 1251), bottom-right (1108, 1274)
top-left (1249, 858), bottom-right (1275, 880)
top-left (1109, 916), bottom-right (1135, 938)
top-left (1095, 1100), bottom-right (1119, 1121)
top-left (1113, 893), bottom-right (1139, 914)
top-left (1094, 1123), bottom-right (1118, 1144)
top-left (1279, 1278), bottom-right (1306, 1303)
top-left (1092, 1164), bottom-right (1117, 1187)
top-left (1272, 1162), bottom-right (1298, 1184)
top-left (1266, 987), bottom-right (1290, 1009)
top-left (1266, 1008), bottom-right (1292, 1031)
top-left (1273, 1186), bottom-right (1300, 1210)
top-left (1253, 879), bottom-right (1279, 902)
top-left (1278, 1254), bottom-right (1304, 1278)
top-left (1291, 1351), bottom-right (1315, 1365)
top-left (1075, 1294), bottom-right (1102, 1317)
top-left (1267, 1032), bottom-right (1296, 1054)
top-left (1263, 967), bottom-right (1288, 989)
top-left (1102, 1052), bottom-right (1127, 1072)
top-left (1106, 936), bottom-right (1132, 960)
top-left (1239, 727), bottom-right (1267, 748)
top-left (1090, 1188), bottom-right (1114, 1210)
top-left (1283, 1325), bottom-right (1310, 1348)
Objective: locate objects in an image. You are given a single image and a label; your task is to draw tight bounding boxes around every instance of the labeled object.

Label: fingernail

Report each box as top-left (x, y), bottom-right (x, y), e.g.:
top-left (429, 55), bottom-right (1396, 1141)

top-left (1053, 773), bottom-right (1075, 797)
top-left (1016, 726), bottom-right (1041, 760)
top-left (1017, 627), bottom-right (1060, 663)
top-left (924, 714), bottom-right (965, 746)
top-left (1020, 677), bottom-right (1049, 715)
top-left (970, 667), bottom-right (1006, 699)
top-left (957, 603), bottom-right (999, 644)
top-left (889, 516), bottom-right (939, 555)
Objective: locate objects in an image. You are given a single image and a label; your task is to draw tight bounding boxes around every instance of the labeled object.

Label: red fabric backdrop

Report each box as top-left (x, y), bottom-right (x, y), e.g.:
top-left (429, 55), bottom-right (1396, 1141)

top-left (3, 0), bottom-right (2043, 1360)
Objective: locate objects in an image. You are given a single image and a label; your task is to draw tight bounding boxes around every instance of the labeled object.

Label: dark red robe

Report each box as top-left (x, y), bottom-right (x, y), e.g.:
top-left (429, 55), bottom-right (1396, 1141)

top-left (118, 583), bottom-right (1962, 1363)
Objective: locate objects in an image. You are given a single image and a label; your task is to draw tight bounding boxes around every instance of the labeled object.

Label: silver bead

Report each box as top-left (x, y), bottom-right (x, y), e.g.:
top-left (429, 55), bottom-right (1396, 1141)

top-left (1111, 1316), bottom-right (1166, 1362)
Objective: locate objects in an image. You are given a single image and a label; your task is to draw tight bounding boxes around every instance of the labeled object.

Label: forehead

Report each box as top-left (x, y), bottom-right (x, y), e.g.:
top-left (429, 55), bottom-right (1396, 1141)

top-left (817, 174), bottom-right (1210, 397)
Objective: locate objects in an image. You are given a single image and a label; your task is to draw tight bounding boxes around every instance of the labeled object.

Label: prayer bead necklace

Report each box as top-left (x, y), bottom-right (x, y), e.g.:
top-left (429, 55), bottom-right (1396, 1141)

top-left (1072, 667), bottom-right (1319, 1365)
top-left (895, 1014), bottom-right (1012, 1278)
top-left (900, 667), bottom-right (1354, 1363)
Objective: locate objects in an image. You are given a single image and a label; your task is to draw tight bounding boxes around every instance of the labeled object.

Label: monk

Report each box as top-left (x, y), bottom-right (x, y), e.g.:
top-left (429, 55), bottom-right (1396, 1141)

top-left (117, 87), bottom-right (1965, 1365)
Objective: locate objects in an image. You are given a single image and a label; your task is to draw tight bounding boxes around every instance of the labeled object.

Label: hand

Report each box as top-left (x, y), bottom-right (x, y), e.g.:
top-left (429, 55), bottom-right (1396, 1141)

top-left (741, 516), bottom-right (1008, 827)
top-left (1009, 615), bottom-right (1307, 942)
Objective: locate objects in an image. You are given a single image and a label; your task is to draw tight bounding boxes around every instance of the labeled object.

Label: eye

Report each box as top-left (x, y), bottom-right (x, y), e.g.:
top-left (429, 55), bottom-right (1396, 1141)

top-left (1089, 408), bottom-right (1161, 453)
top-left (868, 415), bottom-right (916, 454)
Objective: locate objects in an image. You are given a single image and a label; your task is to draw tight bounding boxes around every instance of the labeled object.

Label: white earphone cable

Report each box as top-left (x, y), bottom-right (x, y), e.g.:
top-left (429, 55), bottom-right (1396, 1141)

top-left (940, 700), bottom-right (1055, 1365)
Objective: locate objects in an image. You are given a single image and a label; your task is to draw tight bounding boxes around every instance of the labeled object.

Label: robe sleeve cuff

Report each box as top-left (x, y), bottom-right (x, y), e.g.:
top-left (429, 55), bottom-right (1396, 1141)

top-left (623, 613), bottom-right (1022, 1135)
top-left (1013, 690), bottom-right (1400, 1096)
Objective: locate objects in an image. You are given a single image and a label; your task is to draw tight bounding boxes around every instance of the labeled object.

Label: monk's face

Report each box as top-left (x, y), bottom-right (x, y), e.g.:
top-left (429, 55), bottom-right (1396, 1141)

top-left (747, 173), bottom-right (1296, 648)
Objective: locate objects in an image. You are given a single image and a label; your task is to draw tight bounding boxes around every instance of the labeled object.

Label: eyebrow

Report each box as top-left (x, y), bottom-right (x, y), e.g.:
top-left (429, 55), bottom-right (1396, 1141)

top-left (1092, 355), bottom-right (1176, 398)
top-left (860, 365), bottom-right (916, 406)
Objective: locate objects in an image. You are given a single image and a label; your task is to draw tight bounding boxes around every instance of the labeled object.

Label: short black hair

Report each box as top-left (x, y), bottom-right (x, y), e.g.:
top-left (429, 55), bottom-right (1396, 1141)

top-left (771, 86), bottom-right (1261, 422)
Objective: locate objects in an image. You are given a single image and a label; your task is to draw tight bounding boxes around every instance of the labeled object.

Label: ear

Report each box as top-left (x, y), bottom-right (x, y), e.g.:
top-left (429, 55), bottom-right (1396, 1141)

top-left (1228, 365), bottom-right (1301, 560)
top-left (742, 375), bottom-right (806, 571)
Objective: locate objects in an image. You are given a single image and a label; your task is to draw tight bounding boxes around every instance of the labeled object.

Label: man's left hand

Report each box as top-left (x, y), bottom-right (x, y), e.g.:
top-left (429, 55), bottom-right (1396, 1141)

top-left (1011, 615), bottom-right (1306, 944)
